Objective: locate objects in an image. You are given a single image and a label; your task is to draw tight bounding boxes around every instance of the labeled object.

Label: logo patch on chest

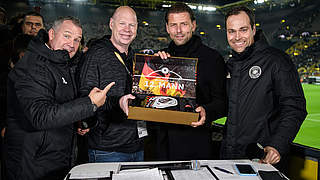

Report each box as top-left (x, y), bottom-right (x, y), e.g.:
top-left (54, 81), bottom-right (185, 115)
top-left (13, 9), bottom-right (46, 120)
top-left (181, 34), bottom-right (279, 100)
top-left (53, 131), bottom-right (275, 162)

top-left (62, 77), bottom-right (68, 84)
top-left (249, 66), bottom-right (262, 79)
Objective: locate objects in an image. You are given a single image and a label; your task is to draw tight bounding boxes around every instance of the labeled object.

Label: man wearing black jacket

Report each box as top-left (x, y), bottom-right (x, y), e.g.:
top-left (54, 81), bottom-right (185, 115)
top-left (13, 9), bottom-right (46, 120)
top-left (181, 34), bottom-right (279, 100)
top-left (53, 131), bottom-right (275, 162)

top-left (155, 2), bottom-right (227, 160)
top-left (222, 6), bottom-right (307, 172)
top-left (5, 16), bottom-right (115, 180)
top-left (79, 6), bottom-right (143, 162)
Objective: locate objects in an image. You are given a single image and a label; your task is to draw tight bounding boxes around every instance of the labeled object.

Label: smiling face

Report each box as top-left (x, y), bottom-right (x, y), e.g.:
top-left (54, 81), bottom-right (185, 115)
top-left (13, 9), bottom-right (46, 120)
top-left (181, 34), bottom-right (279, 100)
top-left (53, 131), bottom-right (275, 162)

top-left (226, 11), bottom-right (256, 53)
top-left (166, 12), bottom-right (196, 46)
top-left (109, 6), bottom-right (137, 53)
top-left (48, 20), bottom-right (82, 58)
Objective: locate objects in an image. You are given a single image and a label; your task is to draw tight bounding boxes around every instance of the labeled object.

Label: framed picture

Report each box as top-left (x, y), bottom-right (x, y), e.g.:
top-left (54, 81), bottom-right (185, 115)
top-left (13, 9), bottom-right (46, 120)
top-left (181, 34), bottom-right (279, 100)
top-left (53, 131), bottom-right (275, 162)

top-left (132, 54), bottom-right (197, 98)
top-left (128, 54), bottom-right (199, 125)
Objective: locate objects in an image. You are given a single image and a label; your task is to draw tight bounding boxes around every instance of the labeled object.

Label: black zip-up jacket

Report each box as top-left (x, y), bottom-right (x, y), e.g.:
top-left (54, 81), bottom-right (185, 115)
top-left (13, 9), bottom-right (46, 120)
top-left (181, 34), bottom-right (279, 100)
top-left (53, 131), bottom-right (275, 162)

top-left (221, 30), bottom-right (307, 159)
top-left (79, 35), bottom-right (143, 153)
top-left (5, 29), bottom-right (96, 180)
top-left (154, 35), bottom-right (227, 160)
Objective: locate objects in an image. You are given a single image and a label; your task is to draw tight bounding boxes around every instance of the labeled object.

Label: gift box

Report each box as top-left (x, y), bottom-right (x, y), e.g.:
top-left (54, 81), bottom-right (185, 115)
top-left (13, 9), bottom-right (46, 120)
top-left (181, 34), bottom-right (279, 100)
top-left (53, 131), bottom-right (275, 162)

top-left (128, 54), bottom-right (199, 125)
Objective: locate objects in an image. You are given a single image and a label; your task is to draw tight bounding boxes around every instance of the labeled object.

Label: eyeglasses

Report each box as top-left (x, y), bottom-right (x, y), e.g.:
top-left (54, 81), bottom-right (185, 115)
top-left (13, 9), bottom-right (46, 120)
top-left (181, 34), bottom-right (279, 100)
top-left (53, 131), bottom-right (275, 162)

top-left (24, 22), bottom-right (43, 28)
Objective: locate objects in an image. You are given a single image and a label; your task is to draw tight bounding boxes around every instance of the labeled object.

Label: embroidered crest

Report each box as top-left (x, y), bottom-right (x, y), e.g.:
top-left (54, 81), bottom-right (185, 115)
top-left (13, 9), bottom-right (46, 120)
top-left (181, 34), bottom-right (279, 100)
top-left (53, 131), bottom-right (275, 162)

top-left (249, 66), bottom-right (262, 79)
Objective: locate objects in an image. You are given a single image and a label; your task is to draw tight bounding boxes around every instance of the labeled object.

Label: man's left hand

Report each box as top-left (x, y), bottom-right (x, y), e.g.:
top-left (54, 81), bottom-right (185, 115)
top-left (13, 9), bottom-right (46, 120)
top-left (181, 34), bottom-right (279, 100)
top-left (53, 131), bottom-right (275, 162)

top-left (119, 94), bottom-right (136, 116)
top-left (191, 106), bottom-right (206, 127)
top-left (261, 146), bottom-right (281, 164)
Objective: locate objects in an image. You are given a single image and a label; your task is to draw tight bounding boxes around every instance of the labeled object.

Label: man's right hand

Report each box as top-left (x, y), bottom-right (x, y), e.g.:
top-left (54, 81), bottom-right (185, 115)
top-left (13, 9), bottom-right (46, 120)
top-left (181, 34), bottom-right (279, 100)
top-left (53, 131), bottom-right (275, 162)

top-left (88, 82), bottom-right (115, 107)
top-left (261, 146), bottom-right (281, 165)
top-left (154, 51), bottom-right (171, 59)
top-left (1, 127), bottom-right (5, 138)
top-left (77, 128), bottom-right (90, 136)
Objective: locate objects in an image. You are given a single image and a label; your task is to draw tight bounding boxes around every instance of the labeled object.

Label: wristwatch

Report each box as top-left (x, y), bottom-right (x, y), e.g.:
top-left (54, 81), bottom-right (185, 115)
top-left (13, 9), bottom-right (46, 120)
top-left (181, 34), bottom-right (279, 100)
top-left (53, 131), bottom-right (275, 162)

top-left (92, 102), bottom-right (98, 112)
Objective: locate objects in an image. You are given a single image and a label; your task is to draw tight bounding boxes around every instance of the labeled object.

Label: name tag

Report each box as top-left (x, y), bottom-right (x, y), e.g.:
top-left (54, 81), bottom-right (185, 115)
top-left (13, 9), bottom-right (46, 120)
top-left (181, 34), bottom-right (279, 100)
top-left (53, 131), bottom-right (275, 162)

top-left (137, 120), bottom-right (148, 138)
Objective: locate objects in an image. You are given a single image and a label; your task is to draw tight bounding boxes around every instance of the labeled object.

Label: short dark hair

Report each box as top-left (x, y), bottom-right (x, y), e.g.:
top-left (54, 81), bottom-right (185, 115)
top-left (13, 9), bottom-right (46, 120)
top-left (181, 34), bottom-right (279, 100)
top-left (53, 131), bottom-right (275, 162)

top-left (23, 11), bottom-right (44, 24)
top-left (165, 2), bottom-right (195, 23)
top-left (225, 6), bottom-right (255, 29)
top-left (52, 16), bottom-right (82, 31)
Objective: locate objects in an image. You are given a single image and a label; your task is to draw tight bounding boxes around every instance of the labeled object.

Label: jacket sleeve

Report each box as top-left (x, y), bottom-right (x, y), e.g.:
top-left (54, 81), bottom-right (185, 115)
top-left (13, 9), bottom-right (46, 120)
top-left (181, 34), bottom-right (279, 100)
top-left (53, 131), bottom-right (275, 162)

top-left (79, 48), bottom-right (123, 127)
top-left (201, 51), bottom-right (228, 123)
top-left (267, 52), bottom-right (307, 155)
top-left (13, 59), bottom-right (95, 131)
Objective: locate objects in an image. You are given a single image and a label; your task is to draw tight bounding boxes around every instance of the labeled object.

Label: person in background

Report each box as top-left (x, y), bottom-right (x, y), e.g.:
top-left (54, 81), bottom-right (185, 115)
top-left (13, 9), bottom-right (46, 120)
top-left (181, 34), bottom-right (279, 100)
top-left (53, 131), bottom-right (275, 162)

top-left (0, 6), bottom-right (10, 179)
top-left (222, 6), bottom-right (307, 173)
top-left (21, 11), bottom-right (44, 36)
top-left (5, 16), bottom-right (115, 180)
top-left (7, 13), bottom-right (25, 38)
top-left (0, 6), bottom-right (12, 43)
top-left (0, 5), bottom-right (9, 136)
top-left (0, 7), bottom-right (6, 25)
top-left (0, 33), bottom-right (33, 179)
top-left (0, 12), bottom-right (44, 132)
top-left (79, 6), bottom-right (142, 163)
top-left (154, 2), bottom-right (227, 161)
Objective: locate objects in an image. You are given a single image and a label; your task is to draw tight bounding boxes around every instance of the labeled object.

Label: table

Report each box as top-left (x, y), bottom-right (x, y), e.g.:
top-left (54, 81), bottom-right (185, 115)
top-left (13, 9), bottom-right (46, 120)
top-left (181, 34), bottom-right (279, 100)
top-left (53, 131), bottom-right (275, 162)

top-left (65, 159), bottom-right (285, 180)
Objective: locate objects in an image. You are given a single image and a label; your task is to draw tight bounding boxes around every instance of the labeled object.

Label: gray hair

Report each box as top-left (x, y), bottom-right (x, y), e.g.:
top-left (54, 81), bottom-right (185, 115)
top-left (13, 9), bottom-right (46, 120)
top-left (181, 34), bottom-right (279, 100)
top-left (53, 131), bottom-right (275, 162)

top-left (52, 16), bottom-right (82, 31)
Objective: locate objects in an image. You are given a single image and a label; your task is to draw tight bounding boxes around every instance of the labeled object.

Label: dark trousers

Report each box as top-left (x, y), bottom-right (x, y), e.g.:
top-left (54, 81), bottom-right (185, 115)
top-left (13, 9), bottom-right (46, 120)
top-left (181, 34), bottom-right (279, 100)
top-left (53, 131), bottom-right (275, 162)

top-left (1, 134), bottom-right (6, 180)
top-left (148, 122), bottom-right (215, 161)
top-left (76, 134), bottom-right (89, 165)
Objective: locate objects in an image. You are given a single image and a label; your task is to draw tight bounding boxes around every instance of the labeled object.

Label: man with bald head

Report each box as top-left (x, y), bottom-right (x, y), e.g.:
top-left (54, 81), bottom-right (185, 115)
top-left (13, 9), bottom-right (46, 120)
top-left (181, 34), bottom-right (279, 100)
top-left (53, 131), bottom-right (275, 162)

top-left (79, 6), bottom-right (143, 162)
